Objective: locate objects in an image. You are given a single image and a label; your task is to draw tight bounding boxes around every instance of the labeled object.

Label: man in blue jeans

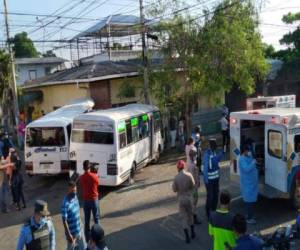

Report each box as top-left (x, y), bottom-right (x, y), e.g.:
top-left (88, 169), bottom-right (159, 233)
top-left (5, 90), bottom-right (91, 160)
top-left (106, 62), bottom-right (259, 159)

top-left (79, 160), bottom-right (100, 241)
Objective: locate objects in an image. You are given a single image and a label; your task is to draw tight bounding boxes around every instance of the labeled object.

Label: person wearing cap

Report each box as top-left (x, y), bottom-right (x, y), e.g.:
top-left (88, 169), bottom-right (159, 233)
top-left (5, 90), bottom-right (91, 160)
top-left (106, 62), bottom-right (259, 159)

top-left (17, 200), bottom-right (56, 250)
top-left (87, 224), bottom-right (109, 250)
top-left (172, 160), bottom-right (196, 243)
top-left (239, 145), bottom-right (258, 225)
top-left (79, 160), bottom-right (100, 242)
top-left (186, 144), bottom-right (201, 224)
top-left (61, 181), bottom-right (85, 250)
top-left (203, 138), bottom-right (224, 218)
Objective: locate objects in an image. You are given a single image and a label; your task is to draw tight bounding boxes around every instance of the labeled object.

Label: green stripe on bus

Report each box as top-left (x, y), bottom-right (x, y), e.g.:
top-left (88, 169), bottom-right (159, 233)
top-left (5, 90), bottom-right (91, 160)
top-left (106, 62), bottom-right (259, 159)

top-left (142, 114), bottom-right (148, 122)
top-left (131, 117), bottom-right (138, 127)
top-left (118, 121), bottom-right (126, 132)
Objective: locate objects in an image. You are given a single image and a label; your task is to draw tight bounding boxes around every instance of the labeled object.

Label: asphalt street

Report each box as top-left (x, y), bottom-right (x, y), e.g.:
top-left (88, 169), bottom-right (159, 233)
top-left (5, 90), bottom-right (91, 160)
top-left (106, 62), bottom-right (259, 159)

top-left (0, 150), bottom-right (299, 249)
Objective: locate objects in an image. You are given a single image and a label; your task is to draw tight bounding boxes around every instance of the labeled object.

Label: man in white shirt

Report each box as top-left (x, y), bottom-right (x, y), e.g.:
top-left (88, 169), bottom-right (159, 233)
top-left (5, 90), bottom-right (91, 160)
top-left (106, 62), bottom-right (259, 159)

top-left (220, 114), bottom-right (229, 152)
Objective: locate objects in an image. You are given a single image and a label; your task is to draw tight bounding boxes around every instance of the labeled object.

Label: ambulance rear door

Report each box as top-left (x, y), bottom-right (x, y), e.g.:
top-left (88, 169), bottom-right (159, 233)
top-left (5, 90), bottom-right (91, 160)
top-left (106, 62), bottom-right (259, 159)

top-left (265, 123), bottom-right (287, 192)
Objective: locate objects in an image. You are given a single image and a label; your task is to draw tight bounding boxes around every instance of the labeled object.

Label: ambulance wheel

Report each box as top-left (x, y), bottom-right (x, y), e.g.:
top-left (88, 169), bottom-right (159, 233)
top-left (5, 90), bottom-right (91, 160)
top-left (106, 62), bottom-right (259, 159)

top-left (290, 179), bottom-right (300, 209)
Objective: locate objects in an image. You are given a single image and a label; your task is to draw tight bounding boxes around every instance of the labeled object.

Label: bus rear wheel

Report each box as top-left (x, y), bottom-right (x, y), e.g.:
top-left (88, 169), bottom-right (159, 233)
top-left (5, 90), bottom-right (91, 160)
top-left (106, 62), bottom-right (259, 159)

top-left (153, 145), bottom-right (161, 164)
top-left (125, 162), bottom-right (136, 186)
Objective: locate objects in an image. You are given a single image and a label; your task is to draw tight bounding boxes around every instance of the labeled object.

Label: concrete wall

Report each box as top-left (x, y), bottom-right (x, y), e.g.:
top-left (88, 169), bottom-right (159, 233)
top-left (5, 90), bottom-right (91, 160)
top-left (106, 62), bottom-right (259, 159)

top-left (23, 73), bottom-right (216, 120)
top-left (16, 64), bottom-right (64, 86)
top-left (27, 83), bottom-right (90, 117)
top-left (110, 77), bottom-right (142, 105)
top-left (16, 65), bottom-right (46, 86)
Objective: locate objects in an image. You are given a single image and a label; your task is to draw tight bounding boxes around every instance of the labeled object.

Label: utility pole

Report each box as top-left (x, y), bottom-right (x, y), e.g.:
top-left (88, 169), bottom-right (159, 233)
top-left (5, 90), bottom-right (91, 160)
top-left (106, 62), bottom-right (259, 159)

top-left (139, 0), bottom-right (150, 104)
top-left (3, 0), bottom-right (20, 142)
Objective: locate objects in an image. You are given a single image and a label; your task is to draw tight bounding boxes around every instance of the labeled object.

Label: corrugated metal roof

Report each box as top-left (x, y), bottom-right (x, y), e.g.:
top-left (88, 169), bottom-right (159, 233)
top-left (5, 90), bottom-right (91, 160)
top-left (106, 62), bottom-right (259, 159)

top-left (15, 57), bottom-right (66, 65)
top-left (72, 14), bottom-right (145, 39)
top-left (22, 59), bottom-right (162, 89)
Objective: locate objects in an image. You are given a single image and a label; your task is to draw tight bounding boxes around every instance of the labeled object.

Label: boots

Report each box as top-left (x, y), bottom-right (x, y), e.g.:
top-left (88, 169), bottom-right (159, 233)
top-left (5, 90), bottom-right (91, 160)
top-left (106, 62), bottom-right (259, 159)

top-left (183, 229), bottom-right (191, 244)
top-left (194, 214), bottom-right (201, 225)
top-left (191, 225), bottom-right (196, 239)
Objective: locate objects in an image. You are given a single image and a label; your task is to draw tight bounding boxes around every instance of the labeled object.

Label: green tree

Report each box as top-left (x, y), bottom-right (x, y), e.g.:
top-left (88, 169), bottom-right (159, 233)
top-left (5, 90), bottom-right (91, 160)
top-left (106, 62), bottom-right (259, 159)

top-left (12, 32), bottom-right (40, 58)
top-left (263, 43), bottom-right (276, 58)
top-left (0, 50), bottom-right (16, 132)
top-left (148, 0), bottom-right (269, 135)
top-left (276, 11), bottom-right (300, 62)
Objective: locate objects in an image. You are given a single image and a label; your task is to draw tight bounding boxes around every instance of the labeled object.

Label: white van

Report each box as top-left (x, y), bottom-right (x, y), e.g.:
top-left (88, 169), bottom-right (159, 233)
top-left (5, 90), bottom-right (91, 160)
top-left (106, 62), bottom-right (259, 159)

top-left (69, 104), bottom-right (164, 186)
top-left (230, 108), bottom-right (300, 208)
top-left (246, 95), bottom-right (296, 110)
top-left (25, 100), bottom-right (94, 175)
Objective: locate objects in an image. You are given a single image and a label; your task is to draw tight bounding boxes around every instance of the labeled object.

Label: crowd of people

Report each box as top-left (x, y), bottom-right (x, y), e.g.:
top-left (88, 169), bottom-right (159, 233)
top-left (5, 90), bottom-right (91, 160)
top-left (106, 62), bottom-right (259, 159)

top-left (16, 160), bottom-right (107, 250)
top-left (0, 132), bottom-right (25, 213)
top-left (172, 129), bottom-right (264, 249)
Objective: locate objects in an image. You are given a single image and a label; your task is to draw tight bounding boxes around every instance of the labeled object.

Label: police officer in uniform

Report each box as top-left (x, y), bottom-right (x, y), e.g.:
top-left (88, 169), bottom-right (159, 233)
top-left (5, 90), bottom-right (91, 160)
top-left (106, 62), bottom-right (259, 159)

top-left (172, 160), bottom-right (196, 244)
top-left (17, 200), bottom-right (56, 250)
top-left (203, 139), bottom-right (224, 219)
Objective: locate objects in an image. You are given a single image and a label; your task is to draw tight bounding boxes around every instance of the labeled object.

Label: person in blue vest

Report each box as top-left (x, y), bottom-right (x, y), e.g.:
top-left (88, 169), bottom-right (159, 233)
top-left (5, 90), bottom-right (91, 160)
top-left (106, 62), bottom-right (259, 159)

top-left (17, 200), bottom-right (56, 250)
top-left (203, 138), bottom-right (224, 218)
top-left (239, 145), bottom-right (258, 225)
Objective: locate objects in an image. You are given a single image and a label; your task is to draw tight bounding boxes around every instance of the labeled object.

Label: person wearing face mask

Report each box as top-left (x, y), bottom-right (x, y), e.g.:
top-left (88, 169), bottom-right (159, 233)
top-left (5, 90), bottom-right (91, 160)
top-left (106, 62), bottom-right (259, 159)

top-left (17, 200), bottom-right (56, 250)
top-left (239, 145), bottom-right (258, 225)
top-left (61, 181), bottom-right (85, 250)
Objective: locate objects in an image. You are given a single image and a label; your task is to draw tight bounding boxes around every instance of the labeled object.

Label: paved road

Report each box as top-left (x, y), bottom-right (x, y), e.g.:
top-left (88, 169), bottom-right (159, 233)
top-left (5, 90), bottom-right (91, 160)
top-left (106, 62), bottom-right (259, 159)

top-left (0, 150), bottom-right (299, 249)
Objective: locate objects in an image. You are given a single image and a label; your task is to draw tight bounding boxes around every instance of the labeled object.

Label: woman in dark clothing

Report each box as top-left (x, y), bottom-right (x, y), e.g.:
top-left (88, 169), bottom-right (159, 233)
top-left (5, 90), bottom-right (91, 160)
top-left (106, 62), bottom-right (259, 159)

top-left (10, 153), bottom-right (25, 210)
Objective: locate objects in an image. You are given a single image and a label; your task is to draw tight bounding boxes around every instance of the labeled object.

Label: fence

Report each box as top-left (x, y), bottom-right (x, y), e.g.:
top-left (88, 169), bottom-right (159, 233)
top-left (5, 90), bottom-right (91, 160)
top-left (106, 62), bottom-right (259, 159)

top-left (192, 107), bottom-right (223, 136)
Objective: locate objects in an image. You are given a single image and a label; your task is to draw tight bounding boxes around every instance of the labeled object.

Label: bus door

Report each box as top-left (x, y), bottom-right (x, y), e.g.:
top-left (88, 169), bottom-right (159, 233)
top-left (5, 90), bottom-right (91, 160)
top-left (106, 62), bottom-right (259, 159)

top-left (265, 123), bottom-right (287, 192)
top-left (149, 114), bottom-right (154, 159)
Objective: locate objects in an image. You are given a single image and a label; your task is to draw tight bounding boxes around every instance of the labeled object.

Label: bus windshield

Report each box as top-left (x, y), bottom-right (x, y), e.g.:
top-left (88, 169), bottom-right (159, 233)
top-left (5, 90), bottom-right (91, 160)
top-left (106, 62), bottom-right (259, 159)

top-left (27, 127), bottom-right (66, 147)
top-left (71, 130), bottom-right (114, 145)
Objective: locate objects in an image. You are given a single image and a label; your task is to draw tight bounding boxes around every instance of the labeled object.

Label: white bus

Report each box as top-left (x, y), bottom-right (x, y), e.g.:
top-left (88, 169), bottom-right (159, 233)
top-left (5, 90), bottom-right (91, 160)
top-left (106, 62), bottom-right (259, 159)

top-left (246, 95), bottom-right (296, 110)
top-left (69, 104), bottom-right (164, 186)
top-left (25, 100), bottom-right (94, 175)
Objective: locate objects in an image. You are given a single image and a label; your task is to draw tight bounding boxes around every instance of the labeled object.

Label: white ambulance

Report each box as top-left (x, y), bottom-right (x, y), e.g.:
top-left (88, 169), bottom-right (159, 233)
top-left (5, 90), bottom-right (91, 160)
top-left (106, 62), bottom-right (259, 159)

top-left (246, 95), bottom-right (296, 110)
top-left (25, 100), bottom-right (94, 175)
top-left (230, 108), bottom-right (300, 208)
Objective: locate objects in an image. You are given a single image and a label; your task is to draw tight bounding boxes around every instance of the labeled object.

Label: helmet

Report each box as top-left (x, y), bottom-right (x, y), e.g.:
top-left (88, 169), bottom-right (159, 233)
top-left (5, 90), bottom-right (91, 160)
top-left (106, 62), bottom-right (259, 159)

top-left (177, 160), bottom-right (185, 170)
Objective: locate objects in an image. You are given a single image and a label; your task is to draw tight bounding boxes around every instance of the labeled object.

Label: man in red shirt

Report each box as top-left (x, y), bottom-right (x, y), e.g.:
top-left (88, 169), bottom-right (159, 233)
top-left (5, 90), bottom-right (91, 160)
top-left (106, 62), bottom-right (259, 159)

top-left (79, 160), bottom-right (100, 242)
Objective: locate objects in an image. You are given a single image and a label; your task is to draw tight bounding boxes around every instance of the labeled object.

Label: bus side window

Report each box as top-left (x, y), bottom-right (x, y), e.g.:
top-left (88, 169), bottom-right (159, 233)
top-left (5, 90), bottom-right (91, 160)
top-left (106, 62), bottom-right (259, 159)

top-left (126, 120), bottom-right (133, 145)
top-left (118, 121), bottom-right (127, 149)
top-left (154, 111), bottom-right (161, 132)
top-left (131, 117), bottom-right (139, 142)
top-left (294, 134), bottom-right (300, 153)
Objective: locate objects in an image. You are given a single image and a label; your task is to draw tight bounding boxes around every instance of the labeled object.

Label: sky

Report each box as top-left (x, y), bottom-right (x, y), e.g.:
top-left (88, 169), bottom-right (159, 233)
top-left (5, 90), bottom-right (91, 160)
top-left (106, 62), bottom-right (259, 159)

top-left (1, 0), bottom-right (300, 59)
